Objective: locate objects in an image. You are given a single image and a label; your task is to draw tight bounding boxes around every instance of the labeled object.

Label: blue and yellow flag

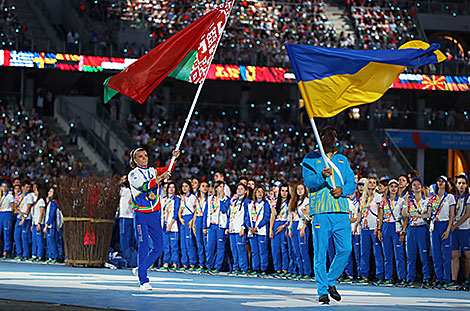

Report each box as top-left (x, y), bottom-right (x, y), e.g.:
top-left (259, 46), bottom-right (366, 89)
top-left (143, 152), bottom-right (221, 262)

top-left (285, 41), bottom-right (446, 118)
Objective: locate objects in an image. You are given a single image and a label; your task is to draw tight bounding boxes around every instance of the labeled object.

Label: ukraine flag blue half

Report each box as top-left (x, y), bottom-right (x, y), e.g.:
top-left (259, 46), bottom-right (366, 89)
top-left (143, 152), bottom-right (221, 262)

top-left (285, 40), bottom-right (446, 118)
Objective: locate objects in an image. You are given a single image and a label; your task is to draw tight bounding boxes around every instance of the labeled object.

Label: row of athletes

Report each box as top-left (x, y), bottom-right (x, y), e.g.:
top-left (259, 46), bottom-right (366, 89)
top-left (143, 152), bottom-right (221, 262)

top-left (122, 147), bottom-right (470, 291)
top-left (0, 179), bottom-right (64, 263)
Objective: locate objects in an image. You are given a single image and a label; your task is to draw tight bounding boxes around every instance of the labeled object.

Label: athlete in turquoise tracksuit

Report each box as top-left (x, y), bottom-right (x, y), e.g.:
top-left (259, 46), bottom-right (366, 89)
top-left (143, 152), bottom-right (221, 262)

top-left (302, 128), bottom-right (356, 305)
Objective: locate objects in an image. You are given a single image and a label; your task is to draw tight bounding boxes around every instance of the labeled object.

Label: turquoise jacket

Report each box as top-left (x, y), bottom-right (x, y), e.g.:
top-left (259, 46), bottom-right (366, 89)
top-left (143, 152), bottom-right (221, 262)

top-left (302, 150), bottom-right (356, 215)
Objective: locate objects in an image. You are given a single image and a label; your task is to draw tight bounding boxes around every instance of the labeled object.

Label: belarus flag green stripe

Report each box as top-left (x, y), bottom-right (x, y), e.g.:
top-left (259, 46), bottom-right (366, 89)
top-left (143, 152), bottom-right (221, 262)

top-left (168, 49), bottom-right (198, 82)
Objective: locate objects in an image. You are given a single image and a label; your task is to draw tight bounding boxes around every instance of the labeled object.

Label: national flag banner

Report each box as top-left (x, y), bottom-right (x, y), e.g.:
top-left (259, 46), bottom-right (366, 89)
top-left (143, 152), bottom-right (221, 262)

top-left (104, 0), bottom-right (235, 104)
top-left (285, 40), bottom-right (446, 118)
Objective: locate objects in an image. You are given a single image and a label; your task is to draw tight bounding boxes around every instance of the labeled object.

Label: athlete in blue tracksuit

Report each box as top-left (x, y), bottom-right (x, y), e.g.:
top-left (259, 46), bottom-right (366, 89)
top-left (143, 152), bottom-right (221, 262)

top-left (161, 182), bottom-right (180, 269)
top-left (203, 181), bottom-right (230, 272)
top-left (227, 184), bottom-right (250, 274)
top-left (342, 179), bottom-right (363, 281)
top-left (179, 180), bottom-right (198, 270)
top-left (128, 148), bottom-right (180, 290)
top-left (428, 176), bottom-right (455, 288)
top-left (0, 182), bottom-right (14, 258)
top-left (44, 188), bottom-right (60, 263)
top-left (288, 183), bottom-right (312, 278)
top-left (377, 179), bottom-right (406, 285)
top-left (246, 186), bottom-right (271, 275)
top-left (302, 127), bottom-right (356, 305)
top-left (192, 181), bottom-right (208, 270)
top-left (402, 177), bottom-right (432, 288)
top-left (269, 184), bottom-right (290, 275)
top-left (14, 182), bottom-right (34, 260)
top-left (355, 178), bottom-right (384, 283)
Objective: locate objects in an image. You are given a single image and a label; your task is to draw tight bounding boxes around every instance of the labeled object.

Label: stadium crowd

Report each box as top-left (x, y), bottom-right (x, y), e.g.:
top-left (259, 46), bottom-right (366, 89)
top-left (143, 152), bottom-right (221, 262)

top-left (0, 0), bottom-right (30, 51)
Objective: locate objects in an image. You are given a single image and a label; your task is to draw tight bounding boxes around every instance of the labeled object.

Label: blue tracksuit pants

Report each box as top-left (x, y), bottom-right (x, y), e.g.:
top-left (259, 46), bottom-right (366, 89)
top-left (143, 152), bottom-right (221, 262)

top-left (162, 230), bottom-right (179, 265)
top-left (134, 210), bottom-right (163, 285)
top-left (0, 211), bottom-right (12, 255)
top-left (249, 234), bottom-right (269, 272)
top-left (181, 215), bottom-right (197, 266)
top-left (344, 234), bottom-right (360, 277)
top-left (206, 224), bottom-right (227, 270)
top-left (272, 221), bottom-right (288, 271)
top-left (431, 221), bottom-right (452, 283)
top-left (230, 233), bottom-right (248, 272)
top-left (14, 218), bottom-right (32, 258)
top-left (31, 224), bottom-right (44, 258)
top-left (406, 225), bottom-right (431, 282)
top-left (120, 217), bottom-right (136, 267)
top-left (194, 217), bottom-right (205, 267)
top-left (290, 221), bottom-right (303, 275)
top-left (46, 227), bottom-right (58, 259)
top-left (383, 222), bottom-right (406, 280)
top-left (298, 224), bottom-right (312, 276)
top-left (312, 213), bottom-right (352, 296)
top-left (359, 228), bottom-right (384, 279)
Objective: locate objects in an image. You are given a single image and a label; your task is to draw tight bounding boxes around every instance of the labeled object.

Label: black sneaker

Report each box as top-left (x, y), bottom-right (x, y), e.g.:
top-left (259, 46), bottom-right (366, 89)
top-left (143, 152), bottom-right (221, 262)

top-left (318, 294), bottom-right (330, 305)
top-left (421, 279), bottom-right (431, 289)
top-left (327, 286), bottom-right (341, 302)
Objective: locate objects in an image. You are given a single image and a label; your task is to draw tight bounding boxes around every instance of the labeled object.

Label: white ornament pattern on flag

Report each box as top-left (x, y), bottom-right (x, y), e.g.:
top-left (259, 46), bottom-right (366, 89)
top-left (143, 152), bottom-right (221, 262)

top-left (189, 0), bottom-right (234, 84)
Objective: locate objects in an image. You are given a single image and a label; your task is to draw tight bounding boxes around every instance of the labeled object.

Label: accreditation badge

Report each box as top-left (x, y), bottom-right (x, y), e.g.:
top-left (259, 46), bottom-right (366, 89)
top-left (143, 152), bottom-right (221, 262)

top-left (148, 192), bottom-right (156, 201)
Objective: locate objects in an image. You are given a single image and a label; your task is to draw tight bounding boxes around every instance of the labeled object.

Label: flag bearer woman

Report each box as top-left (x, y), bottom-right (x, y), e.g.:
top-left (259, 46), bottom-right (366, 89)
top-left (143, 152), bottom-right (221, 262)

top-left (288, 183), bottom-right (312, 279)
top-left (203, 181), bottom-right (229, 273)
top-left (0, 182), bottom-right (14, 258)
top-left (192, 181), bottom-right (208, 271)
top-left (355, 177), bottom-right (384, 283)
top-left (179, 180), bottom-right (198, 271)
top-left (226, 183), bottom-right (250, 274)
top-left (270, 184), bottom-right (290, 276)
top-left (402, 177), bottom-right (432, 288)
top-left (427, 176), bottom-right (455, 288)
top-left (377, 179), bottom-right (406, 285)
top-left (161, 181), bottom-right (180, 270)
top-left (246, 186), bottom-right (271, 276)
top-left (128, 147), bottom-right (180, 290)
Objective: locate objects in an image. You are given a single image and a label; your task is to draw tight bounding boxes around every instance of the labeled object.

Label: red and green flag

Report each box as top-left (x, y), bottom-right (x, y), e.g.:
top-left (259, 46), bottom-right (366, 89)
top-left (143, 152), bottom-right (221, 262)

top-left (104, 0), bottom-right (235, 104)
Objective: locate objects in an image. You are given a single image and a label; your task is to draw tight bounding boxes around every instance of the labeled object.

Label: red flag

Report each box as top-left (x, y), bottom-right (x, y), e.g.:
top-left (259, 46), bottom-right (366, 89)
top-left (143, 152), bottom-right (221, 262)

top-left (104, 0), bottom-right (234, 104)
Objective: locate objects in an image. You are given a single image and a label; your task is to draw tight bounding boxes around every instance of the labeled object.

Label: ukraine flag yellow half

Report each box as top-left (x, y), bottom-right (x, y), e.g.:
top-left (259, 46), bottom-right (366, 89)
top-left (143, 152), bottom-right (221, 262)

top-left (285, 41), bottom-right (446, 118)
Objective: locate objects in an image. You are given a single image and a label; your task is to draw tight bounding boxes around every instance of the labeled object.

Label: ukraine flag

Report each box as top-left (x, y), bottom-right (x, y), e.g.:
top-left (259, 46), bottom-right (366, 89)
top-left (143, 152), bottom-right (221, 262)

top-left (285, 41), bottom-right (446, 118)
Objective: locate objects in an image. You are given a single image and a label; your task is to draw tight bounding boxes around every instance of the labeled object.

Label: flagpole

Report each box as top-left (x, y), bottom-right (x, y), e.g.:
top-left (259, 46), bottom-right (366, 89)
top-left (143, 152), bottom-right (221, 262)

top-left (166, 3), bottom-right (235, 174)
top-left (309, 117), bottom-right (336, 189)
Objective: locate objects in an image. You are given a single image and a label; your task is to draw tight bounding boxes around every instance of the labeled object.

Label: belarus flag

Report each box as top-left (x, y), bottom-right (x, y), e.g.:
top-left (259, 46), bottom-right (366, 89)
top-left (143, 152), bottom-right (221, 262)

top-left (104, 0), bottom-right (234, 104)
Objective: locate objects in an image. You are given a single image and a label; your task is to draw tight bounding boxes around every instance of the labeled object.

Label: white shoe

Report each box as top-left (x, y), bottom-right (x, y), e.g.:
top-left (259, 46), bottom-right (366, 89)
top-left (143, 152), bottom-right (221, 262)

top-left (140, 282), bottom-right (152, 291)
top-left (132, 267), bottom-right (138, 276)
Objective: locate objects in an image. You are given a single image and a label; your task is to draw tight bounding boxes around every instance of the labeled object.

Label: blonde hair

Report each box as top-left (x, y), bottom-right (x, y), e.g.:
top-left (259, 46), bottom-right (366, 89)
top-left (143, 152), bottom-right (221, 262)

top-left (360, 177), bottom-right (377, 211)
top-left (129, 148), bottom-right (145, 169)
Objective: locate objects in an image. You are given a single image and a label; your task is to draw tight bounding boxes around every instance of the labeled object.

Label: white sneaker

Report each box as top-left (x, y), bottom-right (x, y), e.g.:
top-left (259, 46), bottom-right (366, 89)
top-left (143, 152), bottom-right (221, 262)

top-left (132, 267), bottom-right (138, 276)
top-left (140, 282), bottom-right (152, 291)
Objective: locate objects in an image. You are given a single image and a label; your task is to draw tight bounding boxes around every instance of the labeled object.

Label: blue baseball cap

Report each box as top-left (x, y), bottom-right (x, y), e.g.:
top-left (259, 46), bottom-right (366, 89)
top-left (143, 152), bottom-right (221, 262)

top-left (456, 173), bottom-right (468, 180)
top-left (410, 177), bottom-right (423, 185)
top-left (272, 181), bottom-right (282, 187)
top-left (436, 175), bottom-right (448, 183)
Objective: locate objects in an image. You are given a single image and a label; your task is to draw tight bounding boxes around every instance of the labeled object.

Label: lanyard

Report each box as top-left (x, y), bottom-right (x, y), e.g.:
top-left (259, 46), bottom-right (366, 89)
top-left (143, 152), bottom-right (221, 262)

top-left (196, 196), bottom-right (206, 215)
top-left (137, 167), bottom-right (151, 181)
top-left (431, 193), bottom-right (447, 220)
top-left (163, 195), bottom-right (174, 221)
top-left (454, 193), bottom-right (467, 218)
top-left (230, 197), bottom-right (243, 219)
top-left (250, 201), bottom-right (264, 226)
top-left (183, 194), bottom-right (194, 215)
top-left (0, 193), bottom-right (9, 208)
top-left (386, 195), bottom-right (399, 221)
top-left (410, 195), bottom-right (426, 216)
top-left (276, 200), bottom-right (288, 220)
